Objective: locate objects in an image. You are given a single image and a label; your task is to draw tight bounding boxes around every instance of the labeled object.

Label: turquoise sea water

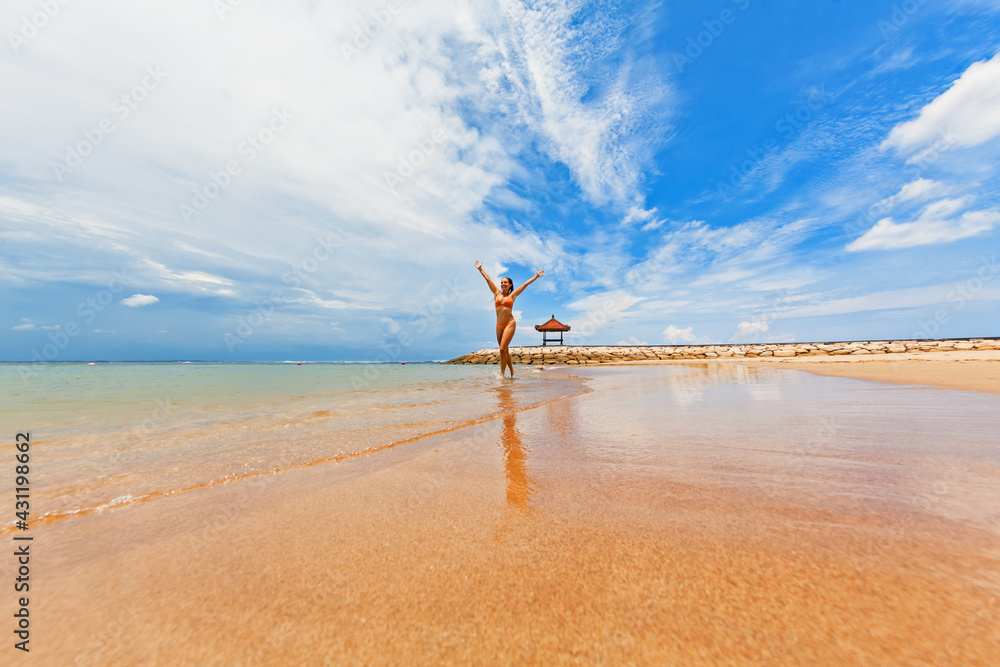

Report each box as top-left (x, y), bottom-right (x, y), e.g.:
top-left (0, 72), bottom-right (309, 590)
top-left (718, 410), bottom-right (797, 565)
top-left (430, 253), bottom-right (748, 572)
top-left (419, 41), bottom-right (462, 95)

top-left (1, 361), bottom-right (588, 532)
top-left (2, 361), bottom-right (552, 438)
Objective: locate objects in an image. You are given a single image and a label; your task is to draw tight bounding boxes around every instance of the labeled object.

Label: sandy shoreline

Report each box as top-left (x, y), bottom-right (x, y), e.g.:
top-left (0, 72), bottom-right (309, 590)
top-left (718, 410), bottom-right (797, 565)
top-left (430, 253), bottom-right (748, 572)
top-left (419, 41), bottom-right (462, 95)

top-left (731, 350), bottom-right (1000, 394)
top-left (594, 349), bottom-right (1000, 395)
top-left (6, 360), bottom-right (1000, 664)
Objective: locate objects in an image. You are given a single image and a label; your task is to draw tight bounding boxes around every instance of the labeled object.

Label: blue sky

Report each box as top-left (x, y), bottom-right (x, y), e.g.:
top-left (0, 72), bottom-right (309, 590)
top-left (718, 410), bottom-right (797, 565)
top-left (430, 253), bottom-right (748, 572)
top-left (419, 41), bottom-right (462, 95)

top-left (2, 0), bottom-right (999, 361)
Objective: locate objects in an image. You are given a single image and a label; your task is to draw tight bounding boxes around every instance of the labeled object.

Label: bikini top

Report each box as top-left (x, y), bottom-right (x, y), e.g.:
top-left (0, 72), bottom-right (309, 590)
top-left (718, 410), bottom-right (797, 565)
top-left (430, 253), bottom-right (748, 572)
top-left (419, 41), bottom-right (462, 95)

top-left (495, 291), bottom-right (514, 309)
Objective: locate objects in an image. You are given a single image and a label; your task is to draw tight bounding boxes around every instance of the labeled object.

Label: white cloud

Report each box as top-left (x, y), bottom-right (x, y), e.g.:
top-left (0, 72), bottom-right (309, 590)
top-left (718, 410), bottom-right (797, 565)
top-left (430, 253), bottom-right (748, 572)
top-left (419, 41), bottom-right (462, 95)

top-left (847, 198), bottom-right (1000, 251)
top-left (563, 290), bottom-right (645, 340)
top-left (285, 291), bottom-right (376, 311)
top-left (883, 52), bottom-right (1000, 154)
top-left (619, 205), bottom-right (666, 232)
top-left (617, 336), bottom-right (647, 345)
top-left (142, 261), bottom-right (235, 296)
top-left (0, 0), bottom-right (575, 323)
top-left (621, 205), bottom-right (658, 227)
top-left (874, 178), bottom-right (954, 213)
top-left (121, 294), bottom-right (160, 307)
top-left (566, 290), bottom-right (645, 314)
top-left (662, 324), bottom-right (696, 344)
top-left (627, 217), bottom-right (818, 300)
top-left (732, 320), bottom-right (769, 339)
top-left (640, 219), bottom-right (665, 232)
top-left (12, 323), bottom-right (35, 330)
top-left (381, 317), bottom-right (401, 335)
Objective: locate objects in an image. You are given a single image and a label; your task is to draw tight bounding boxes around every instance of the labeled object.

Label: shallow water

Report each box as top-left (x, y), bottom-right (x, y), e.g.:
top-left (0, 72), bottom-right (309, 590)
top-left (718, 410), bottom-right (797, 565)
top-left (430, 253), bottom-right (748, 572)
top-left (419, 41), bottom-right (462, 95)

top-left (532, 363), bottom-right (1000, 535)
top-left (0, 362), bottom-right (587, 532)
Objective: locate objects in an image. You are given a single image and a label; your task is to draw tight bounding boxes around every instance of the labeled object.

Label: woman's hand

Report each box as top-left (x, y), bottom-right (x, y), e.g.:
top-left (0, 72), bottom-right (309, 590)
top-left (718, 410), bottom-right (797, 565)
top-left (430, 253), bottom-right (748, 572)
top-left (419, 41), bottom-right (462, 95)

top-left (475, 260), bottom-right (482, 270)
top-left (535, 269), bottom-right (544, 278)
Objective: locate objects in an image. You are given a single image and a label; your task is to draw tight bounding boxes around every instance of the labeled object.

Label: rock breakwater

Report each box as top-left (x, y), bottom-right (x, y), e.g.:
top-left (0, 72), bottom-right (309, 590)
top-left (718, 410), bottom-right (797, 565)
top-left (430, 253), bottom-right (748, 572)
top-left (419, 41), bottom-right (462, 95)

top-left (445, 338), bottom-right (1000, 365)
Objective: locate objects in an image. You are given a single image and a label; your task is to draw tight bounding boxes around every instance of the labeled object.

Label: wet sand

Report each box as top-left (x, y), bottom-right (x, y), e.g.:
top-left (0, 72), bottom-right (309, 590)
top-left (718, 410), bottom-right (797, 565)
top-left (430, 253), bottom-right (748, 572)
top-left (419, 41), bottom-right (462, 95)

top-left (6, 363), bottom-right (1000, 664)
top-left (730, 349), bottom-right (1000, 395)
top-left (600, 349), bottom-right (1000, 395)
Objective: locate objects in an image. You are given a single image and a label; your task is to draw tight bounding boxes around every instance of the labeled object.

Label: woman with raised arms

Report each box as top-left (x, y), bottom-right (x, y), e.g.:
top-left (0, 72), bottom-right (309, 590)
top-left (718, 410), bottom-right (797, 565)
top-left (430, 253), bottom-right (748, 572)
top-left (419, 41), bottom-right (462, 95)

top-left (475, 261), bottom-right (544, 378)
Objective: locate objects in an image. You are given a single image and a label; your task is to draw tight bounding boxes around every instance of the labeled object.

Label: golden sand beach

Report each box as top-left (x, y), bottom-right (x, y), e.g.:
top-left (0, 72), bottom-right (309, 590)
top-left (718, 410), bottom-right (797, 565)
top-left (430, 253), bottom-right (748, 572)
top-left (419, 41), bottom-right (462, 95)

top-left (6, 356), bottom-right (999, 665)
top-left (725, 349), bottom-right (1000, 395)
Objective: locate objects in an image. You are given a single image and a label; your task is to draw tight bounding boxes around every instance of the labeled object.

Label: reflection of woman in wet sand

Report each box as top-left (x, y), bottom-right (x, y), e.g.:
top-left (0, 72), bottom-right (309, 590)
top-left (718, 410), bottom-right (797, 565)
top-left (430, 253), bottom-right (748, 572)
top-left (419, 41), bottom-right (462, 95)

top-left (475, 261), bottom-right (544, 377)
top-left (496, 383), bottom-right (533, 509)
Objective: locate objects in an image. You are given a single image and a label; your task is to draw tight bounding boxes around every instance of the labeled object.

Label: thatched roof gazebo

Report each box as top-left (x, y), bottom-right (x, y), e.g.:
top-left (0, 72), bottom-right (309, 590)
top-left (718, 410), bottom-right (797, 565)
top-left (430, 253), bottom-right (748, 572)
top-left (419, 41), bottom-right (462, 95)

top-left (534, 315), bottom-right (571, 346)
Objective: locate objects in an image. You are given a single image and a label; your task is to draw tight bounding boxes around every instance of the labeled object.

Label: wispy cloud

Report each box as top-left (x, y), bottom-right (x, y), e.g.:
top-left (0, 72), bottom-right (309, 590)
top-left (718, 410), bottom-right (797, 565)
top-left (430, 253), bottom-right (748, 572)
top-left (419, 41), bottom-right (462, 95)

top-left (497, 0), bottom-right (672, 208)
top-left (776, 282), bottom-right (1000, 319)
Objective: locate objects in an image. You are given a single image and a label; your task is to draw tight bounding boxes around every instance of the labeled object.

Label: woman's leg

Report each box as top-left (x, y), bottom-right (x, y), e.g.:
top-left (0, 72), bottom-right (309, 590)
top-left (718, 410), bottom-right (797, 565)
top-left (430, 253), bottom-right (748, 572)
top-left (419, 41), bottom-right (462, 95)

top-left (500, 320), bottom-right (517, 376)
top-left (496, 324), bottom-right (507, 376)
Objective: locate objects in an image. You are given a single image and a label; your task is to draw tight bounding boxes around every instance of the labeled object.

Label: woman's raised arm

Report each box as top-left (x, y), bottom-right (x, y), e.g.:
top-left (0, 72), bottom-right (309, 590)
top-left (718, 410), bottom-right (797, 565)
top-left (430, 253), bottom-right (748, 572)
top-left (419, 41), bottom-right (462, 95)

top-left (511, 269), bottom-right (544, 298)
top-left (475, 260), bottom-right (499, 295)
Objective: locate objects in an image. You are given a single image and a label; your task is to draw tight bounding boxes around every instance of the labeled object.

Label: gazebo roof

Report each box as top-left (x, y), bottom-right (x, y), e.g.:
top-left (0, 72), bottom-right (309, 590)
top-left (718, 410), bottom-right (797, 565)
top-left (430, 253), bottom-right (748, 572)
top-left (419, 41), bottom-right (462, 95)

top-left (534, 315), bottom-right (571, 332)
